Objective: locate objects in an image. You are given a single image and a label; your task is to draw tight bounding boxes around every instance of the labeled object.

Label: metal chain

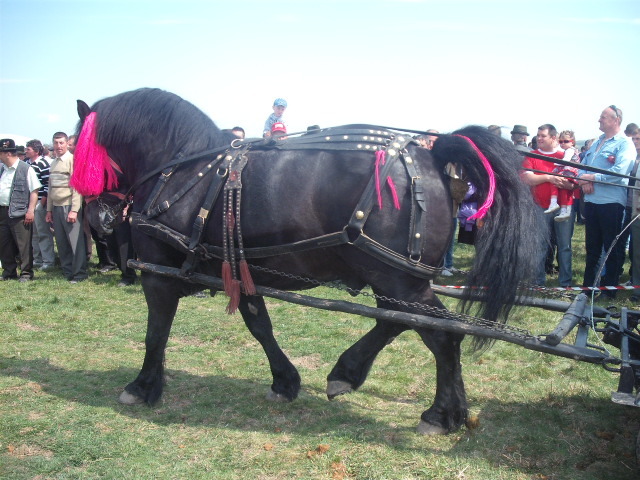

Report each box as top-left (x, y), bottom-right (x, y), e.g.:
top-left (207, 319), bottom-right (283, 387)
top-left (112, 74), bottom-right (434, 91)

top-left (248, 264), bottom-right (534, 340)
top-left (450, 268), bottom-right (577, 301)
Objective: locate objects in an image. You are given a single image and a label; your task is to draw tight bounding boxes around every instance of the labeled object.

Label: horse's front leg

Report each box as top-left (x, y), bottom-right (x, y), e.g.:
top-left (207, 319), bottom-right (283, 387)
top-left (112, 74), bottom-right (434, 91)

top-left (119, 273), bottom-right (180, 405)
top-left (238, 295), bottom-right (301, 402)
top-left (414, 328), bottom-right (468, 435)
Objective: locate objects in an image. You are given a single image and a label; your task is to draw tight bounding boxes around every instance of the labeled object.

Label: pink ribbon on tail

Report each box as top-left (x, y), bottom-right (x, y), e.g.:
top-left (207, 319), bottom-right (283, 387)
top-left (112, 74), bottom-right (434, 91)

top-left (70, 112), bottom-right (117, 196)
top-left (375, 150), bottom-right (401, 210)
top-left (453, 134), bottom-right (495, 220)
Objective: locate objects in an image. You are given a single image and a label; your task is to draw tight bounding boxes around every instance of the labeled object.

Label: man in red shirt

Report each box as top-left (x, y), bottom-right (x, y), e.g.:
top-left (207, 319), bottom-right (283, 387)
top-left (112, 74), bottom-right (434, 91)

top-left (521, 124), bottom-right (575, 286)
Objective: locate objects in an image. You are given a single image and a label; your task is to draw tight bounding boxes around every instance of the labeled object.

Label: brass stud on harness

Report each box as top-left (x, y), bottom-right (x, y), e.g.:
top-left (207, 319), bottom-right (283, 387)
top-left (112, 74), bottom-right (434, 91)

top-left (357, 144), bottom-right (363, 149)
top-left (415, 233), bottom-right (421, 239)
top-left (398, 136), bottom-right (405, 142)
top-left (343, 135), bottom-right (349, 140)
top-left (198, 172), bottom-right (203, 177)
top-left (392, 142), bottom-right (401, 149)
top-left (207, 164), bottom-right (212, 168)
top-left (225, 155), bottom-right (232, 161)
top-left (388, 149), bottom-right (396, 156)
top-left (325, 136), bottom-right (331, 141)
top-left (356, 211), bottom-right (365, 219)
top-left (405, 156), bottom-right (413, 164)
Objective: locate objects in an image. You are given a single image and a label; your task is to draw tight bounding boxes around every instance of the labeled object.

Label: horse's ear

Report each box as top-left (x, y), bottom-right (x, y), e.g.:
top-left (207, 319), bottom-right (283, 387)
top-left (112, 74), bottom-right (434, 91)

top-left (77, 100), bottom-right (91, 121)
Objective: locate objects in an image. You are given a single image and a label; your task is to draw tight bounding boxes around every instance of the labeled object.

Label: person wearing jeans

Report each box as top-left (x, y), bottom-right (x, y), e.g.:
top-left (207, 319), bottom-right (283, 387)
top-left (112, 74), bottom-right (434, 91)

top-left (578, 106), bottom-right (636, 299)
top-left (522, 124), bottom-right (574, 286)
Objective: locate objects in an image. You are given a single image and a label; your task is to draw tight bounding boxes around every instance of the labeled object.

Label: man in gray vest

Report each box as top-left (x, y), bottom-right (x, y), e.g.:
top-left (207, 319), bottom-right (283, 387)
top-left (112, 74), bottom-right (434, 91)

top-left (0, 138), bottom-right (42, 281)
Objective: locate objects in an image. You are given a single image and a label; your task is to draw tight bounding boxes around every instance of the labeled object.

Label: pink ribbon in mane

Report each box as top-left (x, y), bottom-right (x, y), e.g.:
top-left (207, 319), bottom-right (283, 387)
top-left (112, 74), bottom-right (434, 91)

top-left (70, 112), bottom-right (118, 196)
top-left (375, 150), bottom-right (401, 210)
top-left (452, 134), bottom-right (495, 220)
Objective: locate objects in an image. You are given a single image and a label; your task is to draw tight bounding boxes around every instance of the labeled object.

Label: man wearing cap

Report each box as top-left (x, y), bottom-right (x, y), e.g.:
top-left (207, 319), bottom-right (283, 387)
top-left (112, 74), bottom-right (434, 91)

top-left (577, 105), bottom-right (636, 299)
top-left (0, 138), bottom-right (42, 281)
top-left (510, 125), bottom-right (532, 153)
top-left (263, 98), bottom-right (287, 138)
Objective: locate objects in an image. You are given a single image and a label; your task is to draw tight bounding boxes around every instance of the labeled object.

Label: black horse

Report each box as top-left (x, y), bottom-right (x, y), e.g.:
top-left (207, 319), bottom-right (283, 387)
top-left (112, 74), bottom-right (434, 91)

top-left (73, 88), bottom-right (542, 434)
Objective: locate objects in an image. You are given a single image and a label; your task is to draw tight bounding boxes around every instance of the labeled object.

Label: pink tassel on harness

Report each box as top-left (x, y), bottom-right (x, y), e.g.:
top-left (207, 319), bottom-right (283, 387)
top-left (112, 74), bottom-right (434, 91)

top-left (70, 112), bottom-right (118, 196)
top-left (375, 150), bottom-right (401, 210)
top-left (453, 134), bottom-right (495, 221)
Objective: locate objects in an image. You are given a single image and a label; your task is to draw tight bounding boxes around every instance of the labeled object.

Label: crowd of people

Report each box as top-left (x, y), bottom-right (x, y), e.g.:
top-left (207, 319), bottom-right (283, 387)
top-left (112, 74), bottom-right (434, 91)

top-left (2, 101), bottom-right (640, 303)
top-left (447, 106), bottom-right (639, 301)
top-left (0, 133), bottom-right (135, 286)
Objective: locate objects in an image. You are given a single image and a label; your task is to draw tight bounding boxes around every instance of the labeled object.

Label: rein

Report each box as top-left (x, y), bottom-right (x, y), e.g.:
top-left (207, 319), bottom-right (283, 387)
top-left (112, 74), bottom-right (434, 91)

top-left (520, 150), bottom-right (637, 182)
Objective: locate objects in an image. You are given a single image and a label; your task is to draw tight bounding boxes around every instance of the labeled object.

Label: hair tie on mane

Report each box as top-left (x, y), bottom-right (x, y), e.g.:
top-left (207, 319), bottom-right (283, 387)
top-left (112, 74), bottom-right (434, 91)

top-left (70, 112), bottom-right (117, 196)
top-left (452, 134), bottom-right (495, 220)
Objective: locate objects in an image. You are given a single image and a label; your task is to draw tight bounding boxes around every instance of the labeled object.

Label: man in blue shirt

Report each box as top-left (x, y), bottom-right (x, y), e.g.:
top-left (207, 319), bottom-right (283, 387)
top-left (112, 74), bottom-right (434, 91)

top-left (577, 105), bottom-right (636, 298)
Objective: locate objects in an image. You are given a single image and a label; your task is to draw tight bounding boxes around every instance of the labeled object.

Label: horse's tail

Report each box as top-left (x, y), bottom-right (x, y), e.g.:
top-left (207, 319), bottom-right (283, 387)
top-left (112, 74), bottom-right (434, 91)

top-left (431, 126), bottom-right (544, 348)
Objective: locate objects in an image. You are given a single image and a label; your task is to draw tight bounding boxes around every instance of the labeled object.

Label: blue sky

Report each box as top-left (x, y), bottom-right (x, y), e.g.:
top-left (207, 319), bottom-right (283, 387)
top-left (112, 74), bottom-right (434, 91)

top-left (1, 0), bottom-right (639, 143)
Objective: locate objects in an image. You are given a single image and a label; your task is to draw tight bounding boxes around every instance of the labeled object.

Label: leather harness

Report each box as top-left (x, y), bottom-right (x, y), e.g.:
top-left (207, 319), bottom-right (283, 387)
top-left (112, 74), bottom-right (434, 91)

top-left (125, 125), bottom-right (443, 280)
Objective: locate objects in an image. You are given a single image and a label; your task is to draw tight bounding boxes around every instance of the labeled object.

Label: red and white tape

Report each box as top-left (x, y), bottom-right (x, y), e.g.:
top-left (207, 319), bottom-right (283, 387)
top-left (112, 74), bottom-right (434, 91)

top-left (437, 285), bottom-right (640, 291)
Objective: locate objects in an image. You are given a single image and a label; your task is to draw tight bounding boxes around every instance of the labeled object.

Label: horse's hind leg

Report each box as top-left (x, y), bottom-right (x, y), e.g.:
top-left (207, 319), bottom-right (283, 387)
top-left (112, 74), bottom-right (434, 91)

top-left (414, 328), bottom-right (467, 435)
top-left (120, 274), bottom-right (180, 405)
top-left (238, 295), bottom-right (301, 402)
top-left (327, 299), bottom-right (410, 398)
top-left (327, 290), bottom-right (468, 434)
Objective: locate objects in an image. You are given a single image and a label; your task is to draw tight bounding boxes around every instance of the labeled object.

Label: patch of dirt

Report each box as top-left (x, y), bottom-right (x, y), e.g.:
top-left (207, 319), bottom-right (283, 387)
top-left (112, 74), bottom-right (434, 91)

top-left (17, 323), bottom-right (42, 332)
top-left (291, 353), bottom-right (326, 370)
top-left (6, 444), bottom-right (54, 458)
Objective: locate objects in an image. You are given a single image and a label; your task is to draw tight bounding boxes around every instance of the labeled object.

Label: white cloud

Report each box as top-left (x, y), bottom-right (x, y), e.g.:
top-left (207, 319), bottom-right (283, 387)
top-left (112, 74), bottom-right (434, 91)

top-left (37, 113), bottom-right (62, 124)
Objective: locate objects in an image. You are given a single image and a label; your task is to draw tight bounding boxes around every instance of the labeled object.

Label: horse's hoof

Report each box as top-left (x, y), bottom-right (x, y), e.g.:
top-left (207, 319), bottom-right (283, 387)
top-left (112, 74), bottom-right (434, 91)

top-left (326, 380), bottom-right (353, 399)
top-left (416, 420), bottom-right (448, 436)
top-left (118, 390), bottom-right (145, 405)
top-left (266, 389), bottom-right (291, 403)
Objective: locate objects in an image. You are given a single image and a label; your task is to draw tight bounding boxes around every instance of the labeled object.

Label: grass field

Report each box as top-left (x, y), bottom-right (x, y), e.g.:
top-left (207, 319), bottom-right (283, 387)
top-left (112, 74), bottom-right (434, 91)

top-left (1, 223), bottom-right (639, 479)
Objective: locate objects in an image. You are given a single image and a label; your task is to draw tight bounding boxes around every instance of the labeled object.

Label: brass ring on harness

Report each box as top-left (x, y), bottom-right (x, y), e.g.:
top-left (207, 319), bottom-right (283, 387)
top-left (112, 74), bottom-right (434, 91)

top-left (409, 254), bottom-right (422, 264)
top-left (231, 138), bottom-right (243, 149)
top-left (217, 167), bottom-right (228, 177)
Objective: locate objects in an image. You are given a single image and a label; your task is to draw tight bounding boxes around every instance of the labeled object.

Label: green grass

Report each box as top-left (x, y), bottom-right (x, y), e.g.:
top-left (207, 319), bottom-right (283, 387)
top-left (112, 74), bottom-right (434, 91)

top-left (1, 224), bottom-right (639, 479)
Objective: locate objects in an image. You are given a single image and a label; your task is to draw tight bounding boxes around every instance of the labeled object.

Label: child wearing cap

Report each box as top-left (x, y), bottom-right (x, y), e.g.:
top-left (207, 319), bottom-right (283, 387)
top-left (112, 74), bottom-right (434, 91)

top-left (263, 98), bottom-right (287, 138)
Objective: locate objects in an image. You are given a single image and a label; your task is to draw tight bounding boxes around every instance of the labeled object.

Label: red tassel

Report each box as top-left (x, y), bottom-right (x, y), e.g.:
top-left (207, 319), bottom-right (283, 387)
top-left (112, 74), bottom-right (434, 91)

top-left (225, 279), bottom-right (241, 314)
top-left (239, 259), bottom-right (256, 295)
top-left (221, 261), bottom-right (233, 297)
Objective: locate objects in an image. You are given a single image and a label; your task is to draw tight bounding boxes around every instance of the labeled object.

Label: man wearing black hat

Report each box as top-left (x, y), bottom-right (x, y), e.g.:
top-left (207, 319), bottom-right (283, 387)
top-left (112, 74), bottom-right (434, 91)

top-left (510, 125), bottom-right (532, 153)
top-left (0, 138), bottom-right (42, 281)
